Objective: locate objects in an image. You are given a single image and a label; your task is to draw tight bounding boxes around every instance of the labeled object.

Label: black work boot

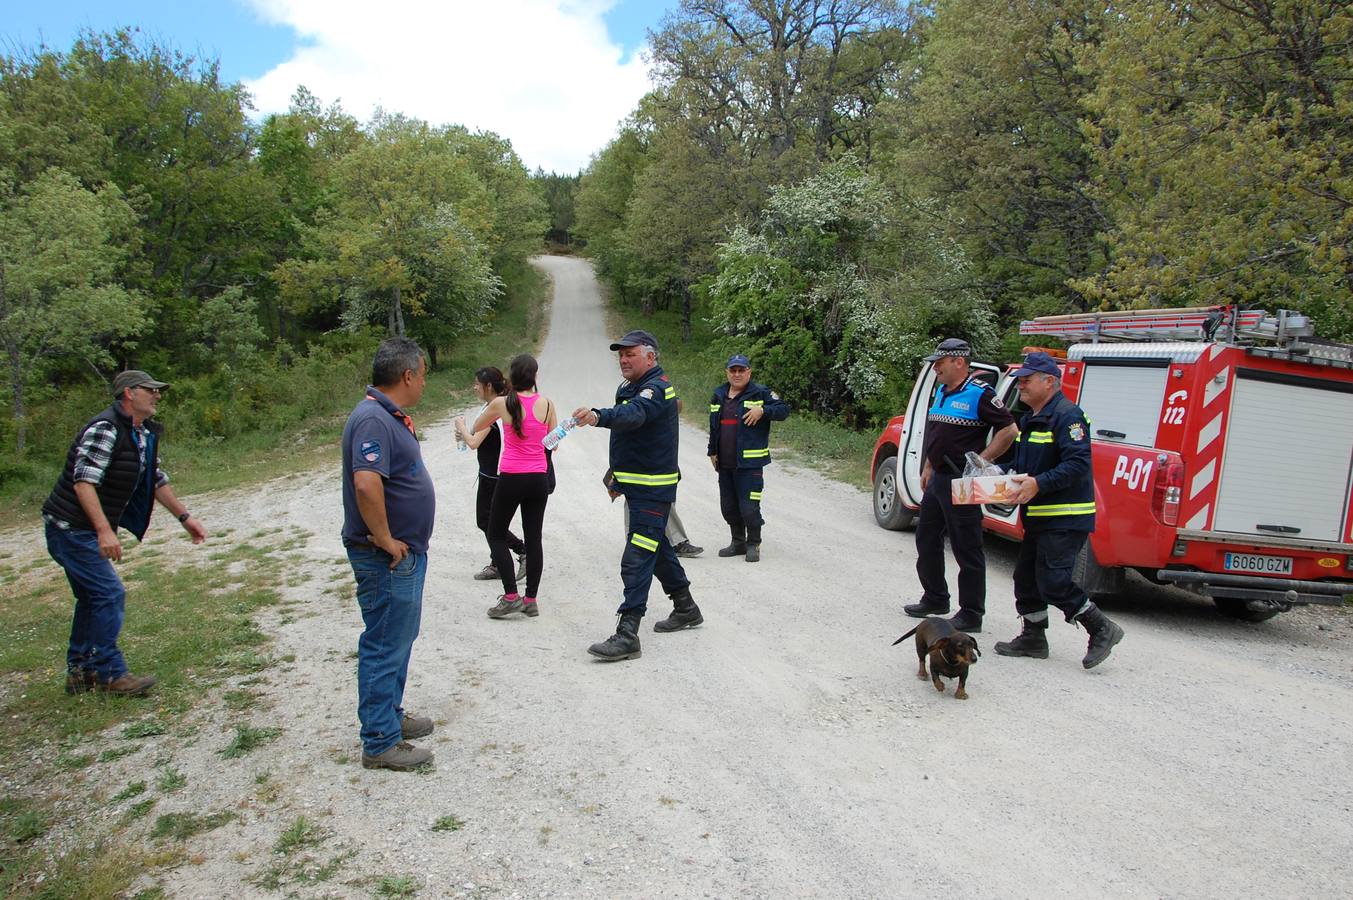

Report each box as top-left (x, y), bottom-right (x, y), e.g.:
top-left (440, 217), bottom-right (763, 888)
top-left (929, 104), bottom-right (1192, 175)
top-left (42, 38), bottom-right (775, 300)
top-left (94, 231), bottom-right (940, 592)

top-left (744, 529), bottom-right (761, 563)
top-left (718, 525), bottom-right (747, 557)
top-left (654, 587), bottom-right (703, 632)
top-left (903, 598), bottom-right (950, 618)
top-left (1076, 604), bottom-right (1124, 669)
top-left (994, 617), bottom-right (1049, 658)
top-left (946, 610), bottom-right (982, 634)
top-left (588, 610), bottom-right (643, 661)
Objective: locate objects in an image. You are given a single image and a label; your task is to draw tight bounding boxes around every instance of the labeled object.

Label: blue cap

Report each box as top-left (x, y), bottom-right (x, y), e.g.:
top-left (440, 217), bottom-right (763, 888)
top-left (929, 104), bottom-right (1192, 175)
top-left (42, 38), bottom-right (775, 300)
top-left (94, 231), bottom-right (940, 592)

top-left (609, 329), bottom-right (659, 352)
top-left (726, 354), bottom-right (751, 368)
top-left (1012, 351), bottom-right (1061, 378)
top-left (923, 338), bottom-right (971, 362)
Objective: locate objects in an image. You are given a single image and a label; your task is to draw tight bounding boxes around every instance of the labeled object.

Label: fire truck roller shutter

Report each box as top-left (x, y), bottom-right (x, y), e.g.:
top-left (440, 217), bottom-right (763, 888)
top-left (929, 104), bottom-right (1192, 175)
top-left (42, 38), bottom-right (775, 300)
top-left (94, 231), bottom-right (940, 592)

top-left (1073, 358), bottom-right (1171, 448)
top-left (1212, 370), bottom-right (1353, 544)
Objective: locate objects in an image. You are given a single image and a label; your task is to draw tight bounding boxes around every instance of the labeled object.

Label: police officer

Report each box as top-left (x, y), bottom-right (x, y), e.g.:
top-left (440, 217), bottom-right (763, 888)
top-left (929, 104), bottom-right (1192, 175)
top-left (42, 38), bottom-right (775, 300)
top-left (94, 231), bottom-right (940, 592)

top-left (996, 351), bottom-right (1125, 668)
top-left (707, 354), bottom-right (790, 563)
top-left (572, 330), bottom-right (702, 661)
top-left (904, 338), bottom-right (1018, 632)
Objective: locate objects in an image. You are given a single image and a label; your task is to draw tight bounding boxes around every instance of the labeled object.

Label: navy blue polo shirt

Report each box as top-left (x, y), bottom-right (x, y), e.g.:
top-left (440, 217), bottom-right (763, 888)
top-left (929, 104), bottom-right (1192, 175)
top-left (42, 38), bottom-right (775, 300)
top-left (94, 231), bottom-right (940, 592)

top-left (341, 387), bottom-right (436, 553)
top-left (922, 376), bottom-right (1014, 476)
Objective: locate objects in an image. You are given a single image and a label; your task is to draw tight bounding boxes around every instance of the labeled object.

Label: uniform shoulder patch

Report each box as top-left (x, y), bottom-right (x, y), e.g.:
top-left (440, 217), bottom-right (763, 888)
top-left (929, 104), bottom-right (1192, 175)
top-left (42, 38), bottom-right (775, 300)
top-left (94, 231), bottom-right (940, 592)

top-left (1068, 422), bottom-right (1085, 441)
top-left (639, 388), bottom-right (654, 400)
top-left (771, 391), bottom-right (780, 400)
top-left (990, 394), bottom-right (1005, 409)
top-left (359, 439), bottom-right (382, 463)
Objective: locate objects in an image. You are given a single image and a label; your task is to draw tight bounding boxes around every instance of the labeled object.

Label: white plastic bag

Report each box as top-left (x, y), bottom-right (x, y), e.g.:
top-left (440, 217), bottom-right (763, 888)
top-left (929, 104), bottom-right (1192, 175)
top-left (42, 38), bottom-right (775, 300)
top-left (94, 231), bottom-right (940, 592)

top-left (963, 451), bottom-right (1002, 478)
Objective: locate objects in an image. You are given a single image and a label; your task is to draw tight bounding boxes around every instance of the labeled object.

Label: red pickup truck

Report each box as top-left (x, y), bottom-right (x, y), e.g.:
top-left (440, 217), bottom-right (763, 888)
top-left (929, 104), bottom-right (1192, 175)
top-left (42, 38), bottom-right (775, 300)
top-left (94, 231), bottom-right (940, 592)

top-left (870, 307), bottom-right (1353, 621)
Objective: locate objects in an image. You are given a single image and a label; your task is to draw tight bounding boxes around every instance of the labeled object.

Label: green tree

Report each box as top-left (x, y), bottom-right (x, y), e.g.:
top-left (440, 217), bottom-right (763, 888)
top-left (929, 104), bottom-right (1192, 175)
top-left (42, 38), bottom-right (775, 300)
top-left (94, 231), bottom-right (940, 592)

top-left (0, 169), bottom-right (146, 451)
top-left (1077, 0), bottom-right (1353, 336)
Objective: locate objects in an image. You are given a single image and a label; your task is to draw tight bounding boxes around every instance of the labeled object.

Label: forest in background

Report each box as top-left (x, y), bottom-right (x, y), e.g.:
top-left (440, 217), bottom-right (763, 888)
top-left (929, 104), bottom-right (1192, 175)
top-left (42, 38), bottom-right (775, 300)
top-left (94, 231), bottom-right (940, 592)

top-left (0, 28), bottom-right (555, 493)
top-left (573, 0), bottom-right (1352, 426)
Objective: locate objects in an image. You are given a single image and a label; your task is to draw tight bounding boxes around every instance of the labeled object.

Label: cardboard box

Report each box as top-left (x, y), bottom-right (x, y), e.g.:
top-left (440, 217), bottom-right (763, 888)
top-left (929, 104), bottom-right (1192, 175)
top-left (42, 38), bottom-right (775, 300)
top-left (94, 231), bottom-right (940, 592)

top-left (952, 474), bottom-right (1024, 505)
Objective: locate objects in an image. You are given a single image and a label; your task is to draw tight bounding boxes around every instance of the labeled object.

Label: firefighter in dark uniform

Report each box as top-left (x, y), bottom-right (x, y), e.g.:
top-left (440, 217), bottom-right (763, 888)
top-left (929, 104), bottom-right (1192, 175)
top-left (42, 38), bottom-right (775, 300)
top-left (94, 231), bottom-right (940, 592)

top-left (707, 354), bottom-right (790, 563)
top-left (904, 338), bottom-right (1018, 633)
top-left (996, 351), bottom-right (1125, 668)
top-left (572, 330), bottom-right (703, 662)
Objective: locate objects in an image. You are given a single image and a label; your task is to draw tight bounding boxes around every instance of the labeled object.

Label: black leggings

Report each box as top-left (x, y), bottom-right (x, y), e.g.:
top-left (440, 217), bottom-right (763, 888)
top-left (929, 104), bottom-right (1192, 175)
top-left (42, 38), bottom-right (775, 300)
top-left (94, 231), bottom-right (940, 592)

top-left (476, 474), bottom-right (525, 560)
top-left (488, 472), bottom-right (549, 598)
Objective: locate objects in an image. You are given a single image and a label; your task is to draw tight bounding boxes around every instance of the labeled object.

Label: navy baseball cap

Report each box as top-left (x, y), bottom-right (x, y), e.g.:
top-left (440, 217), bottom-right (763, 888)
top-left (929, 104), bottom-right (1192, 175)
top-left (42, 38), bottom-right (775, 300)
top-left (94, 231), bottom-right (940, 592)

top-left (1012, 351), bottom-right (1061, 377)
top-left (726, 354), bottom-right (751, 368)
top-left (923, 338), bottom-right (971, 362)
top-left (609, 329), bottom-right (659, 352)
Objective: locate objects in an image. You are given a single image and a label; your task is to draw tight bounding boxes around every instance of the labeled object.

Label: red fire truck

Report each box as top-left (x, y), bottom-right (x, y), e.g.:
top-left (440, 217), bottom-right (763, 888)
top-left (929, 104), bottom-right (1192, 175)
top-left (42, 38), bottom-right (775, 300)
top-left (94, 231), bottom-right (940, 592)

top-left (870, 306), bottom-right (1353, 621)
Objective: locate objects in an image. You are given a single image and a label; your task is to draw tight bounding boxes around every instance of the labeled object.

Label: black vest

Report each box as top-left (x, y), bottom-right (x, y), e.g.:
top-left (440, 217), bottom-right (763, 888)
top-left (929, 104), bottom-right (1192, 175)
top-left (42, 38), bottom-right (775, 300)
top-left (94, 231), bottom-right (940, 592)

top-left (42, 405), bottom-right (162, 540)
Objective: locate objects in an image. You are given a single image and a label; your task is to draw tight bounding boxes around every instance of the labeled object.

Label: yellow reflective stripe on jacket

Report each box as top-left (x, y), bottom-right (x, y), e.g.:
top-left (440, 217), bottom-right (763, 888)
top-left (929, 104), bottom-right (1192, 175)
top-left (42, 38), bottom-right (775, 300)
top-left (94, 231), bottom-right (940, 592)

top-left (1026, 502), bottom-right (1096, 517)
top-left (749, 491), bottom-right (763, 500)
top-left (629, 533), bottom-right (659, 552)
top-left (709, 404), bottom-right (720, 412)
top-left (742, 448), bottom-right (770, 458)
top-left (743, 399), bottom-right (764, 407)
top-left (1026, 431), bottom-right (1054, 444)
top-left (664, 386), bottom-right (676, 399)
top-left (612, 471), bottom-right (680, 486)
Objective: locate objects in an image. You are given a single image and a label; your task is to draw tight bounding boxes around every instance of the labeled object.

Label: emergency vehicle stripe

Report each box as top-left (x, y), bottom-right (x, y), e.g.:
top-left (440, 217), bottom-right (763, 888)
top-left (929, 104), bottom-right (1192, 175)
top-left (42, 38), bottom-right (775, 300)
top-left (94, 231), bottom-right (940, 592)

top-left (1185, 506), bottom-right (1210, 530)
top-left (613, 471), bottom-right (680, 486)
top-left (743, 400), bottom-right (764, 407)
top-left (709, 404), bottom-right (720, 412)
top-left (1189, 459), bottom-right (1216, 499)
top-left (749, 491), bottom-right (762, 500)
top-left (1026, 502), bottom-right (1096, 516)
top-left (629, 533), bottom-right (659, 552)
top-left (664, 387), bottom-right (676, 399)
top-left (1197, 413), bottom-right (1223, 453)
top-left (1027, 431), bottom-right (1054, 444)
top-left (742, 448), bottom-right (770, 458)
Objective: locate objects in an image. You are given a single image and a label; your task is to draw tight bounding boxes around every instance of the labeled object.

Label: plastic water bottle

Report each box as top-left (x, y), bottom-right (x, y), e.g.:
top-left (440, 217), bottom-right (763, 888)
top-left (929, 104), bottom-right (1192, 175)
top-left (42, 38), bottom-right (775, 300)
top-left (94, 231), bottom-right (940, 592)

top-left (456, 432), bottom-right (468, 452)
top-left (542, 417), bottom-right (578, 451)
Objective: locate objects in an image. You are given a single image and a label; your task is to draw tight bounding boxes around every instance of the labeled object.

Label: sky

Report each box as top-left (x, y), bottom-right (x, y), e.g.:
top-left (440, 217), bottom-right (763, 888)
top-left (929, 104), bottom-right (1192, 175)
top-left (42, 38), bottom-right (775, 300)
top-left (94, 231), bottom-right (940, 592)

top-left (1, 0), bottom-right (675, 173)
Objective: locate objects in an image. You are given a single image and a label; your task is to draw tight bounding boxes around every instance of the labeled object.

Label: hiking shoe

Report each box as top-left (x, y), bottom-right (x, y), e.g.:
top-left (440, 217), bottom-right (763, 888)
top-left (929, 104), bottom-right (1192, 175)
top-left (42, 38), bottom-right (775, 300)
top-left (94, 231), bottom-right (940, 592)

top-left (673, 541), bottom-right (704, 558)
top-left (744, 544), bottom-right (761, 563)
top-left (1077, 605), bottom-right (1125, 669)
top-left (362, 741), bottom-right (432, 771)
top-left (487, 595), bottom-right (524, 618)
top-left (400, 714), bottom-right (434, 740)
top-left (521, 600), bottom-right (540, 618)
top-left (903, 599), bottom-right (950, 618)
top-left (98, 673), bottom-right (157, 697)
top-left (64, 669), bottom-right (98, 695)
top-left (473, 564), bottom-right (499, 581)
top-left (718, 541), bottom-right (747, 558)
top-left (947, 611), bottom-right (983, 634)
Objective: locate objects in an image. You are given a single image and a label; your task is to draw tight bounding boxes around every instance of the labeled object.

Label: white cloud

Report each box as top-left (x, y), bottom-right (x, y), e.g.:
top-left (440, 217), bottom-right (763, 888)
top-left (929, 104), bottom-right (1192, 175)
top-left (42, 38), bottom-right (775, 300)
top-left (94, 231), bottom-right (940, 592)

top-left (243, 0), bottom-right (653, 173)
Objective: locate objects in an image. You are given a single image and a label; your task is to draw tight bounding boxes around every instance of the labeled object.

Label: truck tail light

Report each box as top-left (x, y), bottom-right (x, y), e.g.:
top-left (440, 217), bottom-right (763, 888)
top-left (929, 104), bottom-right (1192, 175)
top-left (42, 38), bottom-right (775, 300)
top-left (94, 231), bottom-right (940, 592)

top-left (1152, 457), bottom-right (1184, 526)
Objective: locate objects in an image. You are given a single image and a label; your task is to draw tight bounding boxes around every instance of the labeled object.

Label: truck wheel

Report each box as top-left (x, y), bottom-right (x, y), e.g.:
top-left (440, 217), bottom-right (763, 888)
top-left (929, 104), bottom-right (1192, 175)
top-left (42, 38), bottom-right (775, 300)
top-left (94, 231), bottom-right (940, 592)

top-left (1213, 597), bottom-right (1281, 623)
top-left (1073, 542), bottom-right (1124, 597)
top-left (873, 457), bottom-right (915, 531)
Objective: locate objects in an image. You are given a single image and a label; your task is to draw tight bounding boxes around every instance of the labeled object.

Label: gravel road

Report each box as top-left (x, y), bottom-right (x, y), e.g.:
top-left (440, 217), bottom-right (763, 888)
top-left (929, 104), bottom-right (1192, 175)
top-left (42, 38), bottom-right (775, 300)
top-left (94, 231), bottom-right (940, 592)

top-left (50, 256), bottom-right (1352, 898)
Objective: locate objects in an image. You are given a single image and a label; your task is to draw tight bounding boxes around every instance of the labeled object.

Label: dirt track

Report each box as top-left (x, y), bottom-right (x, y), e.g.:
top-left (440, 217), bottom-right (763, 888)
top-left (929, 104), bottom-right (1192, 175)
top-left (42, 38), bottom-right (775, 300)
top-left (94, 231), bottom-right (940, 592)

top-left (23, 256), bottom-right (1352, 898)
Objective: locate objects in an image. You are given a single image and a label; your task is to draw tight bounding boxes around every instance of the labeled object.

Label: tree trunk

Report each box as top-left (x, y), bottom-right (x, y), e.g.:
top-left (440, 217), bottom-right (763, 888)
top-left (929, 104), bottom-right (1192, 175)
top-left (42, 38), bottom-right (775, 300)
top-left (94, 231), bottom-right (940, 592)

top-left (681, 282), bottom-right (693, 342)
top-left (392, 285), bottom-right (406, 337)
top-left (6, 340), bottom-right (26, 455)
top-left (427, 344), bottom-right (439, 370)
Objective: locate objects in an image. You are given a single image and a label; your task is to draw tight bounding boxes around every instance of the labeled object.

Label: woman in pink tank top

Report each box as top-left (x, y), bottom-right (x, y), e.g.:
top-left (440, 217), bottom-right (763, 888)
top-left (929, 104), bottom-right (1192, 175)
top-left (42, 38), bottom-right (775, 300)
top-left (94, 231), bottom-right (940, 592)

top-left (472, 355), bottom-right (557, 617)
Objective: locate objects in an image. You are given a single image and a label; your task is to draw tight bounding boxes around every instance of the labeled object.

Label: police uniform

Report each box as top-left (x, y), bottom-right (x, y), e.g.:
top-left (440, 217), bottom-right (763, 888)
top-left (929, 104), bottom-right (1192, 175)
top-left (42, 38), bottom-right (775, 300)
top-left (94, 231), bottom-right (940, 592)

top-left (707, 379), bottom-right (790, 552)
top-left (909, 359), bottom-right (1014, 626)
top-left (996, 351), bottom-right (1124, 668)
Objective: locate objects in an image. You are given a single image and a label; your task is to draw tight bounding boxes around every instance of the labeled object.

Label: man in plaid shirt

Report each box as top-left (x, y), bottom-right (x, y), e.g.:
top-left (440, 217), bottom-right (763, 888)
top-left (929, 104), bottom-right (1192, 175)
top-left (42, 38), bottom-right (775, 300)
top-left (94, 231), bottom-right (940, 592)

top-left (42, 370), bottom-right (208, 696)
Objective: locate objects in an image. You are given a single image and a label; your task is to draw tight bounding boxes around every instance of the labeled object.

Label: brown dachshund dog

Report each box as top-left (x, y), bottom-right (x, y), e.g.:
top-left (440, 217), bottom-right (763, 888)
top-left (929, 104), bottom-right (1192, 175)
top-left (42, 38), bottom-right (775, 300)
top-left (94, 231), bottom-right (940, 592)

top-left (892, 616), bottom-right (981, 700)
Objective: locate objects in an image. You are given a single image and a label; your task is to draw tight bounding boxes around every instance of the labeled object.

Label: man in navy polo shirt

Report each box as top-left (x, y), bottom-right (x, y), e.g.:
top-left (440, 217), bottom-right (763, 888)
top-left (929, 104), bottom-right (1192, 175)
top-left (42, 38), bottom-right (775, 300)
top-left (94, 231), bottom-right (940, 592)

top-left (904, 338), bottom-right (1018, 633)
top-left (342, 338), bottom-right (437, 771)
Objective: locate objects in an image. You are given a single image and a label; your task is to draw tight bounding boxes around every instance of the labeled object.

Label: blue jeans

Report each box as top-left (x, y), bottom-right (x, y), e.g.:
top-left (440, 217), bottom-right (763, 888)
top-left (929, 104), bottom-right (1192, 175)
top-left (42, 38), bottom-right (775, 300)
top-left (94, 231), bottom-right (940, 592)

top-left (618, 500), bottom-right (689, 615)
top-left (46, 523), bottom-right (128, 681)
top-left (347, 546), bottom-right (427, 756)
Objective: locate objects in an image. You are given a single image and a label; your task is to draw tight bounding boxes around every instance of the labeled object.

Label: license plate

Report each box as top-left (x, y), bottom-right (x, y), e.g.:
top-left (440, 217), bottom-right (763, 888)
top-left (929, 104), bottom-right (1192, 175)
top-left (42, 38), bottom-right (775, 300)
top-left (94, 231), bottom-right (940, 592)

top-left (1224, 553), bottom-right (1293, 575)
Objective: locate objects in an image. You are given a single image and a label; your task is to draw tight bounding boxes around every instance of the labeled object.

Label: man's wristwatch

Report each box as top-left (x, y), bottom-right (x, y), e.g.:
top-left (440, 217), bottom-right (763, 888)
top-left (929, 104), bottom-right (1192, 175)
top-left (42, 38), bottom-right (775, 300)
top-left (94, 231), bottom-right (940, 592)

top-left (177, 511), bottom-right (191, 524)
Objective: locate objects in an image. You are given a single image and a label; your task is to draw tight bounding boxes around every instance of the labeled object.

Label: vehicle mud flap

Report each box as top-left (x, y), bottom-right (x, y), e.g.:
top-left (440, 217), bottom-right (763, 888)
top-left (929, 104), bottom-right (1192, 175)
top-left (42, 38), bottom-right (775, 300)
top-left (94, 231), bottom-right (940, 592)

top-left (1074, 542), bottom-right (1125, 597)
